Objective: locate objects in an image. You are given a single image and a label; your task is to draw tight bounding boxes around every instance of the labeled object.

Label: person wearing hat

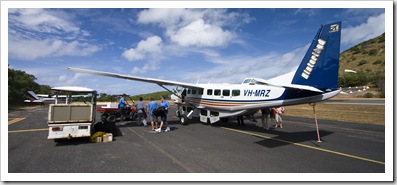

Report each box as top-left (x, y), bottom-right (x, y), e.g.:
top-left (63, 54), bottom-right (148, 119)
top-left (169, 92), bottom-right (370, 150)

top-left (119, 94), bottom-right (128, 120)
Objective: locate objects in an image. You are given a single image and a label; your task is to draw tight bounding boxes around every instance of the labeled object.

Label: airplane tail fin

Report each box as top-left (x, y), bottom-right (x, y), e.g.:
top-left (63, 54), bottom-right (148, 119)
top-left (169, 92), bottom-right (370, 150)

top-left (27, 91), bottom-right (41, 101)
top-left (291, 22), bottom-right (341, 91)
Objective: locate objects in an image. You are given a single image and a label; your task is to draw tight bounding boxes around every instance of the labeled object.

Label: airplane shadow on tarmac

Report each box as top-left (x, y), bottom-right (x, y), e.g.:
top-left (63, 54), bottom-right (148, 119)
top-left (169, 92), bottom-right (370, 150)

top-left (208, 119), bottom-right (334, 149)
top-left (253, 130), bottom-right (333, 148)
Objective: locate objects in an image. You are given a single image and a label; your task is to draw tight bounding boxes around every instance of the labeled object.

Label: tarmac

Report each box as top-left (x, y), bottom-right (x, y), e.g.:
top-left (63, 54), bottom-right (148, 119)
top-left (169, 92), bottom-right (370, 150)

top-left (6, 105), bottom-right (387, 181)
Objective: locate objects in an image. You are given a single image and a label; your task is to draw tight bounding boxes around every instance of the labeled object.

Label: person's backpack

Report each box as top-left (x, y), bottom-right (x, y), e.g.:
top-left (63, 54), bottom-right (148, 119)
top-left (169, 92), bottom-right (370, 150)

top-left (153, 106), bottom-right (165, 117)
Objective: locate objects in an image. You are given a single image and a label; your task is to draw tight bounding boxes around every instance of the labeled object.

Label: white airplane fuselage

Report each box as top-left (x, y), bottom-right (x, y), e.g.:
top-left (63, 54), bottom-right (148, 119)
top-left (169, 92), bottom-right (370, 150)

top-left (172, 81), bottom-right (340, 123)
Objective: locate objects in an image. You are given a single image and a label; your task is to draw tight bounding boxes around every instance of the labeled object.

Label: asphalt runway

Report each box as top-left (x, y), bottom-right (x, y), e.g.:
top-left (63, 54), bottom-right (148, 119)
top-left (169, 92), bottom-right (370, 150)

top-left (7, 105), bottom-right (386, 180)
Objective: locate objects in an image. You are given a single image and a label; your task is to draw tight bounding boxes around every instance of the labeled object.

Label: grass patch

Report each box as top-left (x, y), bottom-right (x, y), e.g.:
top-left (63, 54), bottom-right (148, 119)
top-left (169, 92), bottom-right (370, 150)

top-left (283, 103), bottom-right (384, 125)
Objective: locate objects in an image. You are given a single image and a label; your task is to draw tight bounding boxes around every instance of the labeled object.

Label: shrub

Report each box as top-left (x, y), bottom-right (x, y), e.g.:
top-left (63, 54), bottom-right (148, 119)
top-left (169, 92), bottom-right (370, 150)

top-left (363, 93), bottom-right (373, 98)
top-left (378, 92), bottom-right (385, 98)
top-left (368, 49), bottom-right (377, 56)
top-left (372, 60), bottom-right (382, 65)
top-left (358, 60), bottom-right (368, 66)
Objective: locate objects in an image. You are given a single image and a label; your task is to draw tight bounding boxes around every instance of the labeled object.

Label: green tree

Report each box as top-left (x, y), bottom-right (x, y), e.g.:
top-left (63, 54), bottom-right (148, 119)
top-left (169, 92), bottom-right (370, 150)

top-left (38, 84), bottom-right (52, 95)
top-left (8, 68), bottom-right (40, 105)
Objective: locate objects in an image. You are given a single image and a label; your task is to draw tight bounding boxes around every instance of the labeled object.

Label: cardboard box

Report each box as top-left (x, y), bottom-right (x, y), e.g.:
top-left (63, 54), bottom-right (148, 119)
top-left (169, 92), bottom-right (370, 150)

top-left (95, 136), bottom-right (102, 143)
top-left (102, 133), bottom-right (113, 142)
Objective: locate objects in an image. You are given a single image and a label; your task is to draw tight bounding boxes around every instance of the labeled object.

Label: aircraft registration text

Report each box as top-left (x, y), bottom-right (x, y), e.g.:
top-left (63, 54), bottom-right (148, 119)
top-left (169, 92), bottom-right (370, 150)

top-left (244, 90), bottom-right (271, 97)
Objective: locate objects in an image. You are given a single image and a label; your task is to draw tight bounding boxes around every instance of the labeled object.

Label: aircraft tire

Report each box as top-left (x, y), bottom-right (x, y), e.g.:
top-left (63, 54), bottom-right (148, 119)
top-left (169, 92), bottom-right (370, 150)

top-left (180, 115), bottom-right (188, 125)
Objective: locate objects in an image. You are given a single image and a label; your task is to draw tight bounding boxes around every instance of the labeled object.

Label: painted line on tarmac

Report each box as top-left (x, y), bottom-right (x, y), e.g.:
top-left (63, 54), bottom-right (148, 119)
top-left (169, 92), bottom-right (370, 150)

top-left (8, 118), bottom-right (26, 125)
top-left (9, 128), bottom-right (48, 133)
top-left (221, 127), bottom-right (385, 165)
top-left (127, 127), bottom-right (194, 172)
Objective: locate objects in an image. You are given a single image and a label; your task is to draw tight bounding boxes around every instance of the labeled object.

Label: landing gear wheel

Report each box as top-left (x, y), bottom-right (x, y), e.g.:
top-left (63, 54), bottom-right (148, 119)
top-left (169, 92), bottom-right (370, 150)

top-left (180, 115), bottom-right (188, 125)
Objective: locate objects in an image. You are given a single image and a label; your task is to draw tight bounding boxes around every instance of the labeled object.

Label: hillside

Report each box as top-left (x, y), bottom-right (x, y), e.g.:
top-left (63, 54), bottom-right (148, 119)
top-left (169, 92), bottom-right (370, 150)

top-left (130, 91), bottom-right (172, 101)
top-left (338, 33), bottom-right (385, 78)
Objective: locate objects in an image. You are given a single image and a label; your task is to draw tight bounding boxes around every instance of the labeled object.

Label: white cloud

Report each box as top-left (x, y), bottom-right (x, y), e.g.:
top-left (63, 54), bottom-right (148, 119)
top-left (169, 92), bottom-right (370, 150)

top-left (8, 37), bottom-right (101, 60)
top-left (181, 44), bottom-right (310, 83)
top-left (122, 36), bottom-right (163, 61)
top-left (137, 8), bottom-right (202, 29)
top-left (8, 8), bottom-right (101, 60)
top-left (9, 8), bottom-right (81, 38)
top-left (58, 73), bottom-right (80, 85)
top-left (342, 13), bottom-right (385, 47)
top-left (130, 61), bottom-right (160, 74)
top-left (169, 19), bottom-right (235, 47)
top-left (180, 44), bottom-right (309, 84)
top-left (137, 8), bottom-right (251, 48)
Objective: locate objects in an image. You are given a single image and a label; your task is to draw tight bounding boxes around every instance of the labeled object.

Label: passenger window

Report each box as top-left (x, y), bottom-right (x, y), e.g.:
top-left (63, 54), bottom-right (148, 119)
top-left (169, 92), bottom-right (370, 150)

top-left (192, 89), bottom-right (197, 94)
top-left (214, 89), bottom-right (221, 96)
top-left (198, 89), bottom-right (203, 95)
top-left (207, 89), bottom-right (213, 95)
top-left (232, 90), bottom-right (240, 96)
top-left (187, 89), bottom-right (191, 94)
top-left (223, 90), bottom-right (230, 96)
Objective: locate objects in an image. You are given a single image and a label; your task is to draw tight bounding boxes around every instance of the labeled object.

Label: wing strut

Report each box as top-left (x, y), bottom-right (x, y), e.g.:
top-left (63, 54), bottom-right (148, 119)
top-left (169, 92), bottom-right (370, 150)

top-left (158, 84), bottom-right (182, 99)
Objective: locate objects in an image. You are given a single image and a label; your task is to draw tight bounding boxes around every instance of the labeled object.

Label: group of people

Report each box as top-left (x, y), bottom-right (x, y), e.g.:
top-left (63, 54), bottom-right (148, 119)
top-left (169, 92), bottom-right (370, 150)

top-left (120, 93), bottom-right (284, 132)
top-left (260, 106), bottom-right (285, 130)
top-left (236, 106), bottom-right (285, 130)
top-left (119, 94), bottom-right (171, 133)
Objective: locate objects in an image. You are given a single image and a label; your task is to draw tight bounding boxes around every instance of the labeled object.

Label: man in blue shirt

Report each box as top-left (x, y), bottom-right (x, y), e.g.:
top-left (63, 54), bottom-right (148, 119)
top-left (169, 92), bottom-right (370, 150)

top-left (155, 96), bottom-right (170, 133)
top-left (147, 98), bottom-right (158, 131)
top-left (119, 94), bottom-right (127, 119)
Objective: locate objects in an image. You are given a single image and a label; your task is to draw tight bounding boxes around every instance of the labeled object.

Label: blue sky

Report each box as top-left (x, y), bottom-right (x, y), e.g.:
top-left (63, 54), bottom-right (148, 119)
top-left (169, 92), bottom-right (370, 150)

top-left (5, 3), bottom-right (388, 96)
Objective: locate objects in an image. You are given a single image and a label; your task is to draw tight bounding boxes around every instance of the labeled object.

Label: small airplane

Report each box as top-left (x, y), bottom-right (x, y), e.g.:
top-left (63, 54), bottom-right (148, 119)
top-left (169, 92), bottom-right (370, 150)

top-left (24, 90), bottom-right (91, 104)
top-left (68, 21), bottom-right (342, 125)
top-left (24, 91), bottom-right (56, 104)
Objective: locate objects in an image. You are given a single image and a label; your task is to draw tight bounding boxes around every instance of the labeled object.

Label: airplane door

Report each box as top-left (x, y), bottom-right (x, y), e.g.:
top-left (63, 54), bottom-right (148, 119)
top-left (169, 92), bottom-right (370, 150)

top-left (200, 109), bottom-right (208, 123)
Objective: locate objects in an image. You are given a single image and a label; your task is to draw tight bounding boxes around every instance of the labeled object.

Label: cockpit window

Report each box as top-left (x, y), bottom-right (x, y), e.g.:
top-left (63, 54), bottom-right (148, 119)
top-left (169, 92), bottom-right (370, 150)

top-left (242, 79), bottom-right (252, 84)
top-left (242, 78), bottom-right (255, 85)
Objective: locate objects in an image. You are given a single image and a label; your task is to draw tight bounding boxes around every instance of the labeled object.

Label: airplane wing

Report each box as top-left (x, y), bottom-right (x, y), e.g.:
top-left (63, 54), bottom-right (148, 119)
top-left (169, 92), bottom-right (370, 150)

top-left (67, 67), bottom-right (204, 89)
top-left (253, 78), bottom-right (324, 93)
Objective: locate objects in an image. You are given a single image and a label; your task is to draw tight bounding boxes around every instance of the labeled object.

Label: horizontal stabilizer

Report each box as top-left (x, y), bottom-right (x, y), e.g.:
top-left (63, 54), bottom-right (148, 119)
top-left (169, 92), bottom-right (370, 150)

top-left (253, 78), bottom-right (323, 93)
